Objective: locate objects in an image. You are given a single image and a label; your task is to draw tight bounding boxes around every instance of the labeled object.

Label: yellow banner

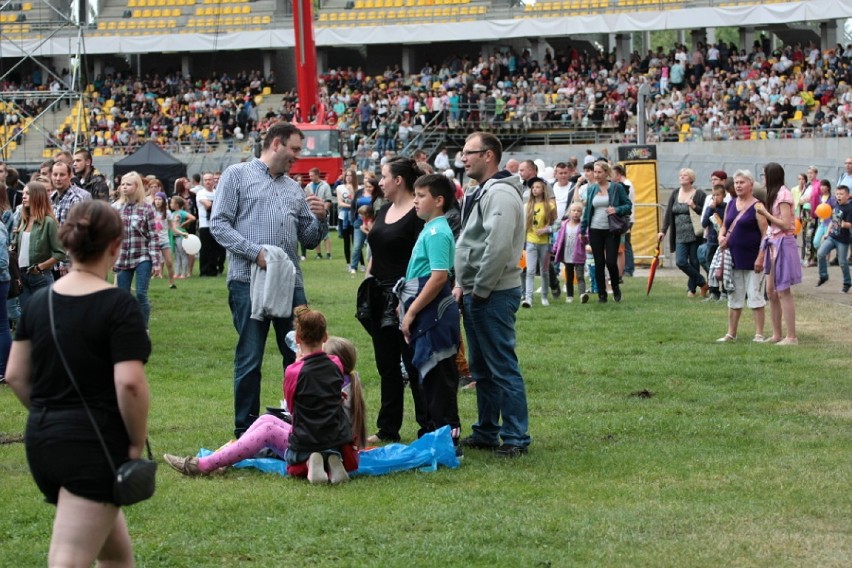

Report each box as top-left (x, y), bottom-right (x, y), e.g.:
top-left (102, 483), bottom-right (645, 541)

top-left (623, 161), bottom-right (661, 266)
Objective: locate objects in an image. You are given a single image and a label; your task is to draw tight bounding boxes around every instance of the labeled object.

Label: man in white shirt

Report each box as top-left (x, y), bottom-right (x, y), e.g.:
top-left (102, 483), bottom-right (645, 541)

top-left (551, 162), bottom-right (574, 222)
top-left (306, 167), bottom-right (333, 259)
top-left (433, 146), bottom-right (451, 172)
top-left (197, 172), bottom-right (223, 276)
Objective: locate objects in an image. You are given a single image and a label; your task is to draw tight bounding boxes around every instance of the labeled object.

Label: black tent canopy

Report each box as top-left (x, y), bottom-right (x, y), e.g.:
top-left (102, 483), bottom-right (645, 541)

top-left (112, 142), bottom-right (187, 196)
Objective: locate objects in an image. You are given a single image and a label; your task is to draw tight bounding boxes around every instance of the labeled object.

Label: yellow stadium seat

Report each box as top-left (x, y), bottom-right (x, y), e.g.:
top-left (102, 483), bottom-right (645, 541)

top-left (129, 0), bottom-right (137, 6)
top-left (241, 5), bottom-right (250, 13)
top-left (152, 8), bottom-right (161, 16)
top-left (142, 8), bottom-right (151, 16)
top-left (23, 1), bottom-right (32, 8)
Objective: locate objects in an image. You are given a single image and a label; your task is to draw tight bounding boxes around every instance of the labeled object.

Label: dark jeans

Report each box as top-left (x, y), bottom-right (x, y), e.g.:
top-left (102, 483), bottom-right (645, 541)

top-left (370, 295), bottom-right (427, 441)
top-left (462, 287), bottom-right (530, 447)
top-left (675, 239), bottom-right (706, 293)
top-left (0, 280), bottom-right (10, 375)
top-left (421, 356), bottom-right (461, 437)
top-left (338, 224), bottom-right (352, 265)
top-left (588, 228), bottom-right (620, 298)
top-left (624, 230), bottom-right (635, 276)
top-left (19, 269), bottom-right (54, 316)
top-left (563, 263), bottom-right (586, 297)
top-left (227, 280), bottom-right (306, 438)
top-left (115, 260), bottom-right (153, 328)
top-left (199, 227), bottom-right (223, 276)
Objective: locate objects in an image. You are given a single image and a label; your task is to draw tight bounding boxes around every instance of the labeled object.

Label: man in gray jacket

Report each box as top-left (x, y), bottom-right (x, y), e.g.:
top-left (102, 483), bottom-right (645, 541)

top-left (453, 132), bottom-right (531, 457)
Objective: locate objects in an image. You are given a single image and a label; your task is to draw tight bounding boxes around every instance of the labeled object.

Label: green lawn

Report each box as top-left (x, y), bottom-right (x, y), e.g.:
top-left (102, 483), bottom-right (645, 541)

top-left (1, 242), bottom-right (849, 567)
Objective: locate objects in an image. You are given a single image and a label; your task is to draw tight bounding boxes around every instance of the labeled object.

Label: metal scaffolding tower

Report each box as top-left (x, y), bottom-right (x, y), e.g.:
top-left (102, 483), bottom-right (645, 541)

top-left (0, 0), bottom-right (88, 164)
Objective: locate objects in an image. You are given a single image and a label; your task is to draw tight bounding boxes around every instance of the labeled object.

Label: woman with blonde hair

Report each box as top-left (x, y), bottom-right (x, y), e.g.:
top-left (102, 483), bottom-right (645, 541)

top-left (113, 171), bottom-right (160, 328)
top-left (580, 161), bottom-right (631, 303)
top-left (658, 167), bottom-right (709, 297)
top-left (13, 181), bottom-right (65, 312)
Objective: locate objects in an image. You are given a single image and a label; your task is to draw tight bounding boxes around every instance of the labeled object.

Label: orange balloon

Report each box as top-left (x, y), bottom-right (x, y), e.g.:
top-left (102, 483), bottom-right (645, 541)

top-left (794, 217), bottom-right (802, 236)
top-left (815, 203), bottom-right (832, 220)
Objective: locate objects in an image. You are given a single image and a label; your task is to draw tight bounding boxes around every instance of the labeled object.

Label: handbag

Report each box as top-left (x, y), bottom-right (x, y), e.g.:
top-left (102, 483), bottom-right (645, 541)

top-left (607, 184), bottom-right (630, 234)
top-left (689, 206), bottom-right (704, 237)
top-left (7, 244), bottom-right (21, 299)
top-left (48, 288), bottom-right (156, 506)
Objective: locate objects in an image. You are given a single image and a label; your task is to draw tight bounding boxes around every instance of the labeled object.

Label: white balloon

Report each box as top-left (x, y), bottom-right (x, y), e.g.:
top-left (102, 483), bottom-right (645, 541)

top-left (534, 158), bottom-right (546, 172)
top-left (544, 166), bottom-right (554, 179)
top-left (182, 234), bottom-right (201, 255)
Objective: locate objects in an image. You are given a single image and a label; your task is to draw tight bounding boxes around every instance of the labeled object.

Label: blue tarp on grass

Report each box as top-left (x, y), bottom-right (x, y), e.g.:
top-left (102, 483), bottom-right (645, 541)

top-left (198, 425), bottom-right (460, 477)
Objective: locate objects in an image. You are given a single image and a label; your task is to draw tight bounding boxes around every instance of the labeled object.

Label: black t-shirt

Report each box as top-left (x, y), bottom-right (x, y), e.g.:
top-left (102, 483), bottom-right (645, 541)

top-left (16, 287), bottom-right (151, 411)
top-left (367, 204), bottom-right (423, 284)
top-left (829, 201), bottom-right (852, 244)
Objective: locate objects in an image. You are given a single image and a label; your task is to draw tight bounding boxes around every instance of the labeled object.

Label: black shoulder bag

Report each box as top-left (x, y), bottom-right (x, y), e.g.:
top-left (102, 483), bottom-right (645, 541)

top-left (48, 288), bottom-right (156, 506)
top-left (607, 183), bottom-right (631, 235)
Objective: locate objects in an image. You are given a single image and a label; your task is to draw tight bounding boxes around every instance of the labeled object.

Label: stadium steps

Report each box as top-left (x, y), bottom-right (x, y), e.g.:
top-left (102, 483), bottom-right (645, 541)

top-left (6, 99), bottom-right (69, 164)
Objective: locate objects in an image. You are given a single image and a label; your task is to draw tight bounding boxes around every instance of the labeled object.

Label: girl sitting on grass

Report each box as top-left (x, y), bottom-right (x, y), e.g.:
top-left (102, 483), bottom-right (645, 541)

top-left (163, 324), bottom-right (366, 485)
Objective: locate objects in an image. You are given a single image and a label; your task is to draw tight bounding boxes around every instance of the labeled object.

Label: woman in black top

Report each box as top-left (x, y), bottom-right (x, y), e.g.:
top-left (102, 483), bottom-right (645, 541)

top-left (365, 157), bottom-right (427, 443)
top-left (6, 200), bottom-right (151, 567)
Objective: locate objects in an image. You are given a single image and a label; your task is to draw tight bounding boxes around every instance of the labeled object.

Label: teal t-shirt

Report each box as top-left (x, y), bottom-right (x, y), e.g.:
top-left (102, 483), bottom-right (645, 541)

top-left (405, 216), bottom-right (455, 280)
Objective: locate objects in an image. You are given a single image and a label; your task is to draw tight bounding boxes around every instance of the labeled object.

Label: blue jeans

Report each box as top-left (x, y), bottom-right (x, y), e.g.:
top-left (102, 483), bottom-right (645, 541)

top-left (115, 261), bottom-right (152, 327)
top-left (19, 269), bottom-right (54, 316)
top-left (0, 280), bottom-right (11, 375)
top-left (624, 230), bottom-right (634, 276)
top-left (462, 287), bottom-right (530, 447)
top-left (675, 240), bottom-right (706, 293)
top-left (350, 225), bottom-right (368, 270)
top-left (817, 236), bottom-right (850, 285)
top-left (228, 280), bottom-right (306, 438)
top-left (524, 242), bottom-right (551, 302)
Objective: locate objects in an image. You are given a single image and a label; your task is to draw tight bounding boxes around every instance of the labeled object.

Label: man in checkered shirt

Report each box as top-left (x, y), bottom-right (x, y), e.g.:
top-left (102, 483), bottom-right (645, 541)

top-left (211, 122), bottom-right (329, 438)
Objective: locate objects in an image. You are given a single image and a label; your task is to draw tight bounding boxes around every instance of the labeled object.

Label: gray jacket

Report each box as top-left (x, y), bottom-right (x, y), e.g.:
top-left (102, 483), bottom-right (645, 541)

top-left (455, 171), bottom-right (524, 298)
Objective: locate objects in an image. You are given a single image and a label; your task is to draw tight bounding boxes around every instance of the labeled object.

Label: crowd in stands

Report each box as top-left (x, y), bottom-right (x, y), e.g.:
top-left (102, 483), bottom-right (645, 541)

top-left (1, 37), bottom-right (850, 158)
top-left (314, 39), bottom-right (852, 146)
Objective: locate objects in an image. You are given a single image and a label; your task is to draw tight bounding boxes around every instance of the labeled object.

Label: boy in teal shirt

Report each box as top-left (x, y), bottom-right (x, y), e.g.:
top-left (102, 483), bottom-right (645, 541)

top-left (397, 173), bottom-right (461, 452)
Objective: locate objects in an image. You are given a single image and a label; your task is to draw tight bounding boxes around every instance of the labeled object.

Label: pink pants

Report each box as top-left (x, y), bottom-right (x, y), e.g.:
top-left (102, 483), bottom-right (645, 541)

top-left (197, 414), bottom-right (291, 473)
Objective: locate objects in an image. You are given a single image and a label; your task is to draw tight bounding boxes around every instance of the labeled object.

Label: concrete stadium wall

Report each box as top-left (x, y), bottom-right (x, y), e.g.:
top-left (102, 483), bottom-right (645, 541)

top-left (507, 138), bottom-right (851, 190)
top-left (79, 138), bottom-right (850, 199)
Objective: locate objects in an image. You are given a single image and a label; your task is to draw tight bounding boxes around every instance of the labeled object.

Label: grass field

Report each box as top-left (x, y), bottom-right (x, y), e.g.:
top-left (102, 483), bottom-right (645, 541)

top-left (1, 243), bottom-right (850, 567)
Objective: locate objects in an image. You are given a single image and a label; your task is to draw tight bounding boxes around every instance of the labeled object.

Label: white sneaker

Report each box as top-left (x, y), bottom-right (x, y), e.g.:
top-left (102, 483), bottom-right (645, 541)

top-left (541, 298), bottom-right (550, 306)
top-left (536, 286), bottom-right (543, 294)
top-left (566, 296), bottom-right (573, 303)
top-left (521, 300), bottom-right (532, 308)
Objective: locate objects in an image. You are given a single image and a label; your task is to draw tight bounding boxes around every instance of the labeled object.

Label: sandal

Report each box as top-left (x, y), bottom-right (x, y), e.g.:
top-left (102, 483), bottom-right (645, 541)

top-left (760, 336), bottom-right (781, 343)
top-left (716, 334), bottom-right (737, 343)
top-left (776, 337), bottom-right (799, 346)
top-left (752, 334), bottom-right (766, 343)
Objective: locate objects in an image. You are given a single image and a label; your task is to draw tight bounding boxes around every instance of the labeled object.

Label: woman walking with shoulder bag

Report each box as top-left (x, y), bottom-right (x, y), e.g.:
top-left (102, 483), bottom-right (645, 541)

top-left (5, 200), bottom-right (152, 566)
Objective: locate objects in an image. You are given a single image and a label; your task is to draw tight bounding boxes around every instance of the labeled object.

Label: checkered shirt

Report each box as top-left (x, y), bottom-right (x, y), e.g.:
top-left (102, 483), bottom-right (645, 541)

top-left (211, 158), bottom-right (327, 285)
